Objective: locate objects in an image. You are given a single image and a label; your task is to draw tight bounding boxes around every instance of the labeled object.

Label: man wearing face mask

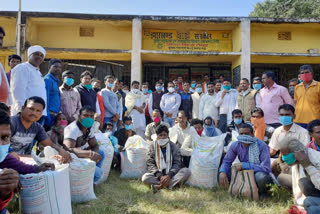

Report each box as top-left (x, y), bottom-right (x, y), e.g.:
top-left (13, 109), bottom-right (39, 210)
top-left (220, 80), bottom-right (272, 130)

top-left (169, 111), bottom-right (192, 152)
top-left (112, 79), bottom-right (123, 131)
top-left (11, 45), bottom-right (47, 116)
top-left (226, 109), bottom-right (245, 134)
top-left (252, 77), bottom-right (262, 108)
top-left (179, 81), bottom-right (193, 120)
top-left (160, 82), bottom-right (181, 127)
top-left (216, 79), bottom-right (238, 133)
top-left (114, 116), bottom-right (136, 148)
top-left (288, 78), bottom-right (299, 100)
top-left (142, 82), bottom-right (151, 125)
top-left (142, 125), bottom-right (191, 192)
top-left (44, 59), bottom-right (63, 128)
top-left (191, 82), bottom-right (203, 119)
top-left (199, 82), bottom-right (219, 122)
top-left (125, 81), bottom-right (146, 137)
top-left (294, 65), bottom-right (320, 129)
top-left (190, 80), bottom-right (197, 93)
top-left (63, 105), bottom-right (104, 183)
top-left (145, 109), bottom-right (170, 142)
top-left (219, 124), bottom-right (273, 197)
top-left (149, 82), bottom-right (165, 117)
top-left (59, 70), bottom-right (82, 123)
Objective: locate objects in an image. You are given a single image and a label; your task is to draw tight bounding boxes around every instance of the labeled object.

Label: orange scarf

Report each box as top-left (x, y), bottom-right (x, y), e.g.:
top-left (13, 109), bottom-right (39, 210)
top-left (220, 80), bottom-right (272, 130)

top-left (251, 117), bottom-right (267, 141)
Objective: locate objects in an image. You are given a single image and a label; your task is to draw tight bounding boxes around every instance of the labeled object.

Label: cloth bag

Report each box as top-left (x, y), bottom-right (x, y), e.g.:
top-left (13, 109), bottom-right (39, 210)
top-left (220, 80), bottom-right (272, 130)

top-left (94, 133), bottom-right (114, 184)
top-left (186, 128), bottom-right (226, 188)
top-left (120, 135), bottom-right (149, 179)
top-left (228, 166), bottom-right (259, 201)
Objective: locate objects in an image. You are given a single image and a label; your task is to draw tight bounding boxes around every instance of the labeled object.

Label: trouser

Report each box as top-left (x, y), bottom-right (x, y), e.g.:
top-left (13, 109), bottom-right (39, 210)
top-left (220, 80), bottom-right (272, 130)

top-left (219, 114), bottom-right (227, 133)
top-left (299, 177), bottom-right (320, 197)
top-left (94, 149), bottom-right (105, 183)
top-left (104, 117), bottom-right (117, 134)
top-left (142, 168), bottom-right (191, 190)
top-left (164, 115), bottom-right (175, 127)
top-left (304, 196), bottom-right (320, 214)
top-left (267, 123), bottom-right (282, 129)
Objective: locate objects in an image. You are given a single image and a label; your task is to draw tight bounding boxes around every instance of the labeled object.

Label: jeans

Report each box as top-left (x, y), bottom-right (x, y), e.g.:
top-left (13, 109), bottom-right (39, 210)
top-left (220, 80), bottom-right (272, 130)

top-left (164, 115), bottom-right (175, 127)
top-left (94, 149), bottom-right (105, 182)
top-left (304, 196), bottom-right (320, 214)
top-left (104, 117), bottom-right (117, 134)
top-left (219, 114), bottom-right (227, 133)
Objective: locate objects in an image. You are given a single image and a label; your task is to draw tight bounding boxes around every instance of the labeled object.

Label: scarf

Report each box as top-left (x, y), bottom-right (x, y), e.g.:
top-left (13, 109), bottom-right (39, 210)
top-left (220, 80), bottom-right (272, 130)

top-left (203, 116), bottom-right (218, 137)
top-left (154, 140), bottom-right (172, 174)
top-left (251, 117), bottom-right (267, 141)
top-left (237, 135), bottom-right (260, 164)
top-left (125, 91), bottom-right (145, 114)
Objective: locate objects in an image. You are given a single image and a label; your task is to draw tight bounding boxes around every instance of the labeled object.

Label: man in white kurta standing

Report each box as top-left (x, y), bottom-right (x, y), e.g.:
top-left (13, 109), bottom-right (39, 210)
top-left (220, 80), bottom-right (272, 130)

top-left (199, 82), bottom-right (219, 123)
top-left (191, 82), bottom-right (203, 119)
top-left (11, 45), bottom-right (47, 121)
top-left (125, 81), bottom-right (146, 138)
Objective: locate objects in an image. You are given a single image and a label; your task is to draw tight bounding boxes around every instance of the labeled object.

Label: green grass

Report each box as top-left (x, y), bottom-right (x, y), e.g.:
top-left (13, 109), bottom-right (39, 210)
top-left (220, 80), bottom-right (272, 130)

top-left (71, 170), bottom-right (293, 214)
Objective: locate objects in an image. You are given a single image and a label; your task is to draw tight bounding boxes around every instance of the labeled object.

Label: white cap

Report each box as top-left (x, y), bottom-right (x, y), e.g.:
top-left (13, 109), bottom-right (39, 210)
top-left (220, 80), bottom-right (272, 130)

top-left (27, 45), bottom-right (46, 58)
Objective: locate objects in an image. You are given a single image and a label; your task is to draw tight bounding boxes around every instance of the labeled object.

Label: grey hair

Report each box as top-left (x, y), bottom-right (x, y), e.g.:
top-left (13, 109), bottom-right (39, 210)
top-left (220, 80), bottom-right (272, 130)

top-left (278, 137), bottom-right (305, 153)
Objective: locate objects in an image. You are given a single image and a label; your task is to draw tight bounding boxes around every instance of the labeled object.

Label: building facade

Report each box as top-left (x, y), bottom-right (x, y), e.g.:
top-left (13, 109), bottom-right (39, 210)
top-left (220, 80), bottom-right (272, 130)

top-left (0, 11), bottom-right (320, 88)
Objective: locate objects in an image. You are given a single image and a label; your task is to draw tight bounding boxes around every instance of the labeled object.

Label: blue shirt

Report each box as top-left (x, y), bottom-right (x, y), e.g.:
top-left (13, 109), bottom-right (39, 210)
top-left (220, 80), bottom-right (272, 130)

top-left (44, 73), bottom-right (60, 114)
top-left (100, 88), bottom-right (121, 118)
top-left (219, 139), bottom-right (271, 175)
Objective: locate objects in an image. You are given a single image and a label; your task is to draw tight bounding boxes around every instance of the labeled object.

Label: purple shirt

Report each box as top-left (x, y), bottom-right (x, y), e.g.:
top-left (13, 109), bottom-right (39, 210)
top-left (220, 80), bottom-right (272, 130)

top-left (0, 154), bottom-right (37, 174)
top-left (219, 139), bottom-right (271, 175)
top-left (260, 83), bottom-right (293, 124)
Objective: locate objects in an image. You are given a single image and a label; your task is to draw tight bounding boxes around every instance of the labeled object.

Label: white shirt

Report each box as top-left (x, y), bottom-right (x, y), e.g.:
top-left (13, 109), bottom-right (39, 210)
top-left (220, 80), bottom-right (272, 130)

top-left (269, 123), bottom-right (309, 151)
top-left (11, 62), bottom-right (47, 116)
top-left (191, 92), bottom-right (203, 119)
top-left (255, 90), bottom-right (261, 108)
top-left (0, 62), bottom-right (12, 105)
top-left (169, 123), bottom-right (192, 150)
top-left (215, 89), bottom-right (238, 124)
top-left (160, 92), bottom-right (181, 119)
top-left (199, 92), bottom-right (219, 120)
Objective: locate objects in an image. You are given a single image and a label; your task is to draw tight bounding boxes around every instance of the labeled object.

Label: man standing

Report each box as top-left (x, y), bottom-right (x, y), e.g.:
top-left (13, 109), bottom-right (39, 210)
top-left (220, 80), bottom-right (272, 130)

top-left (236, 78), bottom-right (257, 123)
top-left (125, 81), bottom-right (146, 137)
top-left (59, 70), bottom-right (82, 124)
top-left (191, 82), bottom-right (203, 119)
top-left (190, 80), bottom-right (197, 93)
top-left (179, 81), bottom-right (193, 120)
top-left (294, 65), bottom-right (320, 129)
top-left (199, 82), bottom-right (219, 122)
top-left (177, 75), bottom-right (184, 92)
top-left (11, 45), bottom-right (47, 116)
top-left (260, 71), bottom-right (293, 129)
top-left (145, 109), bottom-right (170, 142)
top-left (112, 79), bottom-right (123, 131)
top-left (216, 79), bottom-right (238, 133)
top-left (7, 54), bottom-right (22, 83)
top-left (160, 82), bottom-right (181, 127)
top-left (149, 81), bottom-right (165, 117)
top-left (100, 75), bottom-right (121, 133)
top-left (215, 80), bottom-right (222, 94)
top-left (92, 78), bottom-right (105, 127)
top-left (75, 71), bottom-right (100, 115)
top-left (202, 74), bottom-right (210, 93)
top-left (142, 82), bottom-right (151, 125)
top-left (252, 77), bottom-right (262, 108)
top-left (288, 78), bottom-right (299, 100)
top-left (44, 58), bottom-right (62, 127)
top-left (0, 26), bottom-right (12, 106)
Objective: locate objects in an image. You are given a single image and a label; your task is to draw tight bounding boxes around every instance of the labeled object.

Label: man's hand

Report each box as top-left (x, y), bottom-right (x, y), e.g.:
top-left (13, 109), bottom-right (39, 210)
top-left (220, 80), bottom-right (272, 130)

top-left (118, 146), bottom-right (124, 152)
top-left (0, 169), bottom-right (20, 200)
top-left (160, 175), bottom-right (171, 188)
top-left (9, 152), bottom-right (20, 160)
top-left (58, 148), bottom-right (71, 163)
top-left (219, 172), bottom-right (229, 187)
top-left (90, 151), bottom-right (102, 164)
top-left (37, 163), bottom-right (55, 172)
top-left (221, 90), bottom-right (227, 98)
top-left (294, 151), bottom-right (311, 168)
top-left (234, 163), bottom-right (242, 171)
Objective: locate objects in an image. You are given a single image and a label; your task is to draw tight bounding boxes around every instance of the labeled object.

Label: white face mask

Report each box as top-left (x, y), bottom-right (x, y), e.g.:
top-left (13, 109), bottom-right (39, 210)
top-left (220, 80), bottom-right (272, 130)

top-left (132, 88), bottom-right (139, 93)
top-left (168, 87), bottom-right (175, 93)
top-left (157, 138), bottom-right (169, 146)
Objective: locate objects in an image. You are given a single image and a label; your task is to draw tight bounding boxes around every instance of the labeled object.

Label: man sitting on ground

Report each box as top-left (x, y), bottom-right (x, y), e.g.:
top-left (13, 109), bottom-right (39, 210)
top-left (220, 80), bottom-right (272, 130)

top-left (114, 116), bottom-right (136, 148)
top-left (104, 122), bottom-right (121, 169)
top-left (145, 109), bottom-right (170, 142)
top-left (142, 125), bottom-right (191, 192)
top-left (219, 124), bottom-right (273, 197)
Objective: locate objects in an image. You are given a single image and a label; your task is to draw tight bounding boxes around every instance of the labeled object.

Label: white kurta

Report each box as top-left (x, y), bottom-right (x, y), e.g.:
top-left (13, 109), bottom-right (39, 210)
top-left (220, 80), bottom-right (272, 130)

top-left (199, 93), bottom-right (219, 121)
top-left (215, 89), bottom-right (238, 124)
top-left (129, 94), bottom-right (146, 130)
top-left (191, 92), bottom-right (203, 119)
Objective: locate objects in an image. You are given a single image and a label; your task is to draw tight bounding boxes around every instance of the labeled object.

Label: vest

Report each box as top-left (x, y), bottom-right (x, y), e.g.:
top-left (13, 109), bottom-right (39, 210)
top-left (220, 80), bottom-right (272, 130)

top-left (237, 89), bottom-right (257, 123)
top-left (152, 91), bottom-right (164, 113)
top-left (76, 85), bottom-right (97, 112)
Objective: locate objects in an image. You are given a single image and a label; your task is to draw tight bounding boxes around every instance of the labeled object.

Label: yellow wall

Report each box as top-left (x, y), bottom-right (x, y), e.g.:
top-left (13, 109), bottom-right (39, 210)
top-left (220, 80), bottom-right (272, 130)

top-left (26, 18), bottom-right (132, 50)
top-left (251, 23), bottom-right (320, 53)
top-left (251, 55), bottom-right (320, 64)
top-left (232, 23), bottom-right (241, 52)
top-left (232, 56), bottom-right (241, 69)
top-left (0, 16), bottom-right (16, 48)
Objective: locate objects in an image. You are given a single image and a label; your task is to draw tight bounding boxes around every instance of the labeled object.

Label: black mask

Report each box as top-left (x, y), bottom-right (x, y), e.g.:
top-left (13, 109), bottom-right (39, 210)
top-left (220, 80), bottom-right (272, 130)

top-left (93, 88), bottom-right (101, 93)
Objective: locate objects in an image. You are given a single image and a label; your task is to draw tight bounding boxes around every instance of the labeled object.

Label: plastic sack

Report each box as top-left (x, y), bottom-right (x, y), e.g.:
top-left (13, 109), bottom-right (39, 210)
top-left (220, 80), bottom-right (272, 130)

top-left (186, 128), bottom-right (226, 188)
top-left (69, 153), bottom-right (96, 203)
top-left (94, 133), bottom-right (114, 184)
top-left (120, 135), bottom-right (149, 179)
top-left (20, 165), bottom-right (72, 214)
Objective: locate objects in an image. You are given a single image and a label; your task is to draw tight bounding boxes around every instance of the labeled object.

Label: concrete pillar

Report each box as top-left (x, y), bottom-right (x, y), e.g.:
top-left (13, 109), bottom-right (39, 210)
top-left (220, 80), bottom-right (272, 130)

top-left (240, 19), bottom-right (251, 81)
top-left (131, 18), bottom-right (142, 83)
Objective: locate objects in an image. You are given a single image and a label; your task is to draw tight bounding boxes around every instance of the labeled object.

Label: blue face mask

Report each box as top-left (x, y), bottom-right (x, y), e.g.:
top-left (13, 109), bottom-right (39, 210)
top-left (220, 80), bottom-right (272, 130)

top-left (156, 86), bottom-right (162, 91)
top-left (279, 116), bottom-right (293, 126)
top-left (223, 85), bottom-right (231, 91)
top-left (81, 117), bottom-right (95, 128)
top-left (195, 87), bottom-right (202, 93)
top-left (125, 124), bottom-right (133, 130)
top-left (142, 89), bottom-right (149, 94)
top-left (107, 83), bottom-right (114, 88)
top-left (191, 83), bottom-right (196, 88)
top-left (83, 84), bottom-right (92, 90)
top-left (282, 152), bottom-right (296, 165)
top-left (253, 84), bottom-right (262, 91)
top-left (0, 144), bottom-right (9, 163)
top-left (64, 78), bottom-right (74, 86)
top-left (234, 118), bottom-right (242, 125)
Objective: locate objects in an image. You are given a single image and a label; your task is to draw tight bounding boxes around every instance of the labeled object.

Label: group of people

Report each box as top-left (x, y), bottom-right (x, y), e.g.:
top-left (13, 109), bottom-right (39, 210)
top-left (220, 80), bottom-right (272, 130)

top-left (1, 25), bottom-right (320, 213)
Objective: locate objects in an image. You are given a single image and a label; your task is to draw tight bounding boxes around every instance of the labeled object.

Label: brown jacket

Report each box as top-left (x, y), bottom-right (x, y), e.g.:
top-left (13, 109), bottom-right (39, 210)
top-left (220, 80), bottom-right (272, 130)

top-left (237, 89), bottom-right (257, 123)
